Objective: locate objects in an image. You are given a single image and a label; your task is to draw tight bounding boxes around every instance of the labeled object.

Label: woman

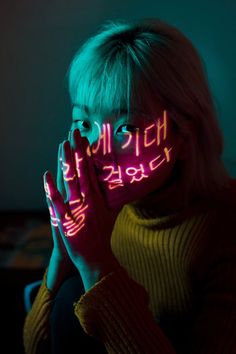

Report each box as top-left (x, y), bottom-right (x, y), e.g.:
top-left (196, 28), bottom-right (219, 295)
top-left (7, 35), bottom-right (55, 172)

top-left (23, 17), bottom-right (236, 353)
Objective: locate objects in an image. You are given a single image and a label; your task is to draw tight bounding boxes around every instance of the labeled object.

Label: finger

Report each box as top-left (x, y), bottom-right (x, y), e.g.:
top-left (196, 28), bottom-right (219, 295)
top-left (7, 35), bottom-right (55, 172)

top-left (61, 140), bottom-right (82, 201)
top-left (83, 124), bottom-right (117, 197)
top-left (71, 129), bottom-right (92, 197)
top-left (45, 195), bottom-right (59, 229)
top-left (45, 195), bottom-right (72, 255)
top-left (43, 170), bottom-right (68, 221)
top-left (79, 132), bottom-right (104, 197)
top-left (44, 171), bottom-right (86, 239)
top-left (57, 143), bottom-right (66, 199)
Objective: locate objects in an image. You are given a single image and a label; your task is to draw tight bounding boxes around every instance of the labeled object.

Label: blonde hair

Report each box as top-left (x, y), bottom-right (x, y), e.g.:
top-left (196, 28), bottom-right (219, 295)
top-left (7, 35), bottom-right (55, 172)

top-left (67, 17), bottom-right (231, 205)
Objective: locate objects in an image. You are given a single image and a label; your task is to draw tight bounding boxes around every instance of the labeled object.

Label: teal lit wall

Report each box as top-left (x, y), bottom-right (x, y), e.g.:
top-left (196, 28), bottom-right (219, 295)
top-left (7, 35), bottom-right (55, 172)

top-left (0, 0), bottom-right (235, 210)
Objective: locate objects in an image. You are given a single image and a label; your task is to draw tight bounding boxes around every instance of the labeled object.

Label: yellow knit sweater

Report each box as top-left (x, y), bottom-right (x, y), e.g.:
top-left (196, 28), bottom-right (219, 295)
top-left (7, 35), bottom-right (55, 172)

top-left (23, 185), bottom-right (236, 354)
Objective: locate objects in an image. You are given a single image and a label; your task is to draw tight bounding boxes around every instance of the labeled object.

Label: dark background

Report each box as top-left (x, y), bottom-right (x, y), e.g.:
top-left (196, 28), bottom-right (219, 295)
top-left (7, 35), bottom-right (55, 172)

top-left (0, 1), bottom-right (235, 353)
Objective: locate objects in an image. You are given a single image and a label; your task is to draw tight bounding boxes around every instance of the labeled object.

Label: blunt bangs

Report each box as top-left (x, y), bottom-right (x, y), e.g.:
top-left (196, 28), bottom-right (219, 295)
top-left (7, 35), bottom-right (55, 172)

top-left (67, 29), bottom-right (134, 118)
top-left (67, 22), bottom-right (164, 120)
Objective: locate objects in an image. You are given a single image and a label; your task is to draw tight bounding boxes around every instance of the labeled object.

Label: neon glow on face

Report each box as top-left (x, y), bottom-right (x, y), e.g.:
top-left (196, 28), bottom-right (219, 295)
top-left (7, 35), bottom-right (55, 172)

top-left (101, 145), bottom-right (172, 190)
top-left (87, 109), bottom-right (168, 158)
top-left (44, 110), bottom-right (177, 240)
top-left (72, 110), bottom-right (177, 208)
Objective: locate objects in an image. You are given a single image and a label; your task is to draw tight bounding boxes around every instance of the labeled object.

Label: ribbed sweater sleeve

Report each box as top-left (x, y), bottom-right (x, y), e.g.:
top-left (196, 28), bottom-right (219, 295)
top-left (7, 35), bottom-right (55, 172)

top-left (75, 266), bottom-right (176, 353)
top-left (23, 270), bottom-right (53, 354)
top-left (75, 251), bottom-right (236, 354)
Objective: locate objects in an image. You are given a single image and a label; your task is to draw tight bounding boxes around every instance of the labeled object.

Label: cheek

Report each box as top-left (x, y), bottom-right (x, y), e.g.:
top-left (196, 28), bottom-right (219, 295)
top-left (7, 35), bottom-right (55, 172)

top-left (99, 156), bottom-right (176, 209)
top-left (95, 143), bottom-right (175, 192)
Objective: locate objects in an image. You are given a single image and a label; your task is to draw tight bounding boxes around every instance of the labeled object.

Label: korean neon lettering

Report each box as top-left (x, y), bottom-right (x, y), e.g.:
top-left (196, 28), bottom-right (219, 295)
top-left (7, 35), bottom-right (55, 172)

top-left (121, 129), bottom-right (140, 156)
top-left (144, 123), bottom-right (156, 147)
top-left (91, 122), bottom-right (111, 155)
top-left (101, 144), bottom-right (173, 188)
top-left (63, 213), bottom-right (85, 236)
top-left (44, 182), bottom-right (59, 226)
top-left (157, 110), bottom-right (167, 145)
top-left (102, 165), bottom-right (124, 190)
top-left (121, 110), bottom-right (168, 155)
top-left (49, 206), bottom-right (59, 227)
top-left (125, 164), bottom-right (149, 183)
top-left (62, 161), bottom-right (76, 181)
top-left (62, 198), bottom-right (89, 237)
top-left (149, 146), bottom-right (172, 171)
top-left (75, 152), bottom-right (83, 178)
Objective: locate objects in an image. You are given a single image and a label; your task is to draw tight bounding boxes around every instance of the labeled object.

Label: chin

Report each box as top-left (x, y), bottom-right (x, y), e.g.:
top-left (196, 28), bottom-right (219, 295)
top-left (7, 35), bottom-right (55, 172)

top-left (101, 178), bottom-right (165, 210)
top-left (100, 186), bottom-right (135, 209)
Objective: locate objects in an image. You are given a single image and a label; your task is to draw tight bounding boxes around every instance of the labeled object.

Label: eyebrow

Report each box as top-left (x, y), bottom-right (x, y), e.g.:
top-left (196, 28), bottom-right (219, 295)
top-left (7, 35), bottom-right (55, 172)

top-left (72, 103), bottom-right (144, 116)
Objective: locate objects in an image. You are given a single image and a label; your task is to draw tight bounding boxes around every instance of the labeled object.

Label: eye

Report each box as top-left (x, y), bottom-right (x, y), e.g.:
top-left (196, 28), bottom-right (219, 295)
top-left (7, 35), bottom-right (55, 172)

top-left (72, 120), bottom-right (90, 131)
top-left (116, 124), bottom-right (138, 135)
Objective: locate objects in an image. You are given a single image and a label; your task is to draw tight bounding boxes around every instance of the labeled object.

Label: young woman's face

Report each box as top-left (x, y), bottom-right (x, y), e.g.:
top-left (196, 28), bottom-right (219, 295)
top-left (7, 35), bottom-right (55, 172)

top-left (71, 105), bottom-right (182, 209)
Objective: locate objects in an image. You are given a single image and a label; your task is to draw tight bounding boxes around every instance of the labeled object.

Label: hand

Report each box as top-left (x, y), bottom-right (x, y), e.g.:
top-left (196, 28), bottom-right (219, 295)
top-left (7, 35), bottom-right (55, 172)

top-left (43, 129), bottom-right (121, 290)
top-left (44, 143), bottom-right (76, 292)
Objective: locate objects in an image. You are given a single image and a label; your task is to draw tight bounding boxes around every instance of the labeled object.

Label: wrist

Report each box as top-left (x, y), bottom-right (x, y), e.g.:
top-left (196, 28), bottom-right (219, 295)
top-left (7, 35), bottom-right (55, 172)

top-left (46, 253), bottom-right (76, 292)
top-left (79, 256), bottom-right (121, 292)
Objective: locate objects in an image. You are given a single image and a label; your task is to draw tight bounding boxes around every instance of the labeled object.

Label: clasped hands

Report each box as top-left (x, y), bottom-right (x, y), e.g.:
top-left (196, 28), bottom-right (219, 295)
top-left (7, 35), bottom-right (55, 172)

top-left (43, 129), bottom-right (121, 291)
